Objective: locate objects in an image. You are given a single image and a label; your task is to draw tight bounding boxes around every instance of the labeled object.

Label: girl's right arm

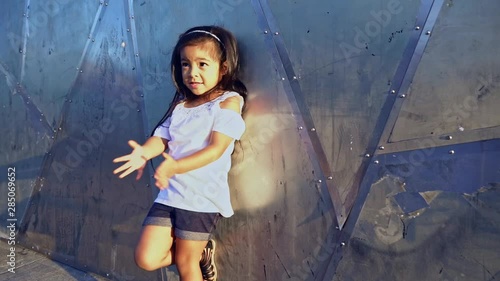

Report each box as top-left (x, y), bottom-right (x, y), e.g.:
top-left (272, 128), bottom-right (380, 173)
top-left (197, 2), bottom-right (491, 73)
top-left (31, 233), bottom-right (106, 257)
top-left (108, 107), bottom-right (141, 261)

top-left (113, 136), bottom-right (168, 179)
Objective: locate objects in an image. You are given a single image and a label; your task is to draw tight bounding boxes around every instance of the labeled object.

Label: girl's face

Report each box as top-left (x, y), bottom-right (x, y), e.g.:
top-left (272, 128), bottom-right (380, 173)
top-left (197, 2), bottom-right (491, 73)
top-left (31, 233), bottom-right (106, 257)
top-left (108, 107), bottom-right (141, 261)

top-left (180, 41), bottom-right (226, 96)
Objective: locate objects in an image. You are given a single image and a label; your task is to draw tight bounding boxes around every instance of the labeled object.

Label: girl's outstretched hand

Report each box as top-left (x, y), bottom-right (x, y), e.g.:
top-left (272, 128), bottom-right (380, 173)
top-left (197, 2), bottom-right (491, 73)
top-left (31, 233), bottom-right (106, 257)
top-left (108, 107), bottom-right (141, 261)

top-left (154, 153), bottom-right (178, 190)
top-left (113, 140), bottom-right (147, 180)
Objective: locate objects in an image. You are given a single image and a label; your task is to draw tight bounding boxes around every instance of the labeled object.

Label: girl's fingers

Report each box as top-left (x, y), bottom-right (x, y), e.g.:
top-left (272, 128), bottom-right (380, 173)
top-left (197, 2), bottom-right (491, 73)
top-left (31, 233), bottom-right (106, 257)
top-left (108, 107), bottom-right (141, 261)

top-left (113, 155), bottom-right (130, 163)
top-left (113, 163), bottom-right (131, 175)
top-left (128, 140), bottom-right (141, 149)
top-left (136, 167), bottom-right (144, 180)
top-left (118, 167), bottom-right (135, 179)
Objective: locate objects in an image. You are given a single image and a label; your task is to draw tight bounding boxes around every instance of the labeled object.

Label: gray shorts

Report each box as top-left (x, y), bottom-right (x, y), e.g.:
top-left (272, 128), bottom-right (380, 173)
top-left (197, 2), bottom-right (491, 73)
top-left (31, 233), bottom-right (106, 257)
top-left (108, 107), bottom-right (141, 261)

top-left (143, 203), bottom-right (221, 241)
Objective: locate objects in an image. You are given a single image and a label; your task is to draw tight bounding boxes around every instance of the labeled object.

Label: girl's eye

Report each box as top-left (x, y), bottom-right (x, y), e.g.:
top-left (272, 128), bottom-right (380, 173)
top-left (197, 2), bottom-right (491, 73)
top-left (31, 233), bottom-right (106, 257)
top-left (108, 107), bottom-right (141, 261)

top-left (181, 62), bottom-right (189, 67)
top-left (200, 62), bottom-right (208, 67)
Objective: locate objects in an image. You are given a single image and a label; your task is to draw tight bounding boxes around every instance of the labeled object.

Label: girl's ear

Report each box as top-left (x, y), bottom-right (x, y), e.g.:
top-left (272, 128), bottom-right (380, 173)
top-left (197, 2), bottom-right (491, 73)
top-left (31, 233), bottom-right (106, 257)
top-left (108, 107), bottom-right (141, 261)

top-left (220, 61), bottom-right (228, 76)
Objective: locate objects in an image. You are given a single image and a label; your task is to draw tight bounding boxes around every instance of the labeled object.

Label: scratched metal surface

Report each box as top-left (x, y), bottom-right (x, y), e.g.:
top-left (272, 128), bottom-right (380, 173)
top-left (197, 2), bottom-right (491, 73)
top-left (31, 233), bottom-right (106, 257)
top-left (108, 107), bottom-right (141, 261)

top-left (268, 0), bottom-right (422, 216)
top-left (334, 140), bottom-right (500, 281)
top-left (390, 0), bottom-right (500, 142)
top-left (2, 1), bottom-right (156, 280)
top-left (0, 240), bottom-right (110, 280)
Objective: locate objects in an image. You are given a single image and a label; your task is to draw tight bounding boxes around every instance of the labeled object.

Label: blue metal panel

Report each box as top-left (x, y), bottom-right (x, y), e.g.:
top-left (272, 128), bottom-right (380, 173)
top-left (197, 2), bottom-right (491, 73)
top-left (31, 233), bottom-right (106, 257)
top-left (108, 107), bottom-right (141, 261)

top-left (332, 139), bottom-right (500, 280)
top-left (267, 0), bottom-right (423, 228)
top-left (14, 1), bottom-right (157, 280)
top-left (390, 0), bottom-right (500, 143)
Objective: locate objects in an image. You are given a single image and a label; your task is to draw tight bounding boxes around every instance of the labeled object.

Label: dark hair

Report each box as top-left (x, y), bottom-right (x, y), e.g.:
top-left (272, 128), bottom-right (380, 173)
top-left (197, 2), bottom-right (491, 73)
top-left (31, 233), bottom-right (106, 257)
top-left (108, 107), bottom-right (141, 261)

top-left (153, 25), bottom-right (247, 132)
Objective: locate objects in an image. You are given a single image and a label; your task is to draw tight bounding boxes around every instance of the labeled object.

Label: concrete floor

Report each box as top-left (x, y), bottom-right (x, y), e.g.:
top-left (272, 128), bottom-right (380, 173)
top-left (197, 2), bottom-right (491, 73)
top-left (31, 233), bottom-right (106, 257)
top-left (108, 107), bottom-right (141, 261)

top-left (0, 239), bottom-right (110, 281)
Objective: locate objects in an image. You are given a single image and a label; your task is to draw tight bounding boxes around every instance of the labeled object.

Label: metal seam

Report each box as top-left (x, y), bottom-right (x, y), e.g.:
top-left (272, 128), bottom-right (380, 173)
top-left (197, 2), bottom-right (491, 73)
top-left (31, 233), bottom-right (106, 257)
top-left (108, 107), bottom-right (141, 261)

top-left (320, 1), bottom-right (444, 280)
top-left (20, 0), bottom-right (30, 83)
top-left (251, 0), bottom-right (345, 227)
top-left (378, 0), bottom-right (445, 148)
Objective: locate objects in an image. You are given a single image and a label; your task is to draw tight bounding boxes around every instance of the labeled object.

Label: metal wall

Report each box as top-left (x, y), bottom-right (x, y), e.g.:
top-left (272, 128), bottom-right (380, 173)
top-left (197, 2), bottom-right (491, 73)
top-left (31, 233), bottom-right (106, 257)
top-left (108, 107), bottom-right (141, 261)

top-left (1, 0), bottom-right (499, 280)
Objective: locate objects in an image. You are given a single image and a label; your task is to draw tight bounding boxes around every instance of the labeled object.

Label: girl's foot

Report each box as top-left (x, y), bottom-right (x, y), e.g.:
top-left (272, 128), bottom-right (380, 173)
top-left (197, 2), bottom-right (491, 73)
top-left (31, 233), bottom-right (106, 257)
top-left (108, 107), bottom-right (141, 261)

top-left (200, 239), bottom-right (217, 281)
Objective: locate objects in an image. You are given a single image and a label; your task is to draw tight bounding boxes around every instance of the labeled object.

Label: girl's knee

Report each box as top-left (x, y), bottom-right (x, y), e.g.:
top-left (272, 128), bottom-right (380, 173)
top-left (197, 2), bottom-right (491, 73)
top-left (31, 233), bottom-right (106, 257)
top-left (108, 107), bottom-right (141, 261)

top-left (134, 251), bottom-right (156, 271)
top-left (135, 249), bottom-right (168, 271)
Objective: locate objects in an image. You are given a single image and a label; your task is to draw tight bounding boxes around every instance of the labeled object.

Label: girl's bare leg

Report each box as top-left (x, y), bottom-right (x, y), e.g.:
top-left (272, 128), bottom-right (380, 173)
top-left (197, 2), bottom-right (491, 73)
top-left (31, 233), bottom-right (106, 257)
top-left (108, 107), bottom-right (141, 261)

top-left (134, 225), bottom-right (175, 271)
top-left (175, 238), bottom-right (208, 281)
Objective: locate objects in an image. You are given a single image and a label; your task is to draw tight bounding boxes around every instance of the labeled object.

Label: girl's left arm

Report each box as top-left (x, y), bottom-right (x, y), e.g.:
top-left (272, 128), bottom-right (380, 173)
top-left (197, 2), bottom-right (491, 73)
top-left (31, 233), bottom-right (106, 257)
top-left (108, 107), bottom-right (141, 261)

top-left (154, 96), bottom-right (242, 189)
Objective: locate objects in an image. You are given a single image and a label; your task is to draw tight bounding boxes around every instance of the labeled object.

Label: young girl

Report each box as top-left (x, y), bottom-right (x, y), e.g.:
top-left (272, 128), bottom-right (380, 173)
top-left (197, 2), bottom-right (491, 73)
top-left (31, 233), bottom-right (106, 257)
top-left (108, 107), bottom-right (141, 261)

top-left (113, 25), bottom-right (246, 281)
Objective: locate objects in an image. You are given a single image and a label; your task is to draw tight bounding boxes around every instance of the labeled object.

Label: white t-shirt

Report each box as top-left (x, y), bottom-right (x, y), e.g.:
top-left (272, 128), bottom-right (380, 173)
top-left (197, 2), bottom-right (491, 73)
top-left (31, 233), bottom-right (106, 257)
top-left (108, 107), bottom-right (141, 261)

top-left (153, 91), bottom-right (245, 217)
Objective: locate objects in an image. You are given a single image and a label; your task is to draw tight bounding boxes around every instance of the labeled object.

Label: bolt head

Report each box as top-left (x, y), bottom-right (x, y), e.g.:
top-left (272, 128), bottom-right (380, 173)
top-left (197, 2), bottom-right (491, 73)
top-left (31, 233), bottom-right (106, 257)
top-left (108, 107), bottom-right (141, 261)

top-left (365, 153), bottom-right (371, 158)
top-left (390, 89), bottom-right (396, 94)
top-left (449, 150), bottom-right (455, 155)
top-left (311, 128), bottom-right (316, 132)
top-left (426, 31), bottom-right (431, 35)
top-left (399, 94), bottom-right (406, 98)
top-left (374, 160), bottom-right (380, 164)
top-left (379, 146), bottom-right (385, 150)
top-left (415, 26), bottom-right (421, 30)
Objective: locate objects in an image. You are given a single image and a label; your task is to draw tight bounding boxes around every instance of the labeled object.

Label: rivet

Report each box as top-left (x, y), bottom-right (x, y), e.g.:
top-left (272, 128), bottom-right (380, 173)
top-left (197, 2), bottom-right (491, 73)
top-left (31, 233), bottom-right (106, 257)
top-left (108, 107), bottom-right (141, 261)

top-left (106, 274), bottom-right (110, 277)
top-left (327, 176), bottom-right (333, 180)
top-left (415, 26), bottom-right (420, 30)
top-left (399, 94), bottom-right (406, 98)
top-left (69, 100), bottom-right (72, 103)
top-left (281, 77), bottom-right (285, 81)
top-left (137, 109), bottom-right (140, 112)
top-left (19, 49), bottom-right (23, 53)
top-left (92, 39), bottom-right (95, 42)
top-left (446, 135), bottom-right (453, 140)
top-left (449, 150), bottom-right (455, 155)
top-left (335, 226), bottom-right (339, 230)
top-left (23, 13), bottom-right (26, 17)
top-left (378, 146), bottom-right (385, 150)
top-left (127, 28), bottom-right (130, 32)
top-left (365, 153), bottom-right (371, 158)
top-left (140, 94), bottom-right (144, 97)
top-left (390, 89), bottom-right (396, 94)
top-left (458, 126), bottom-right (464, 132)
top-left (58, 128), bottom-right (62, 131)
top-left (121, 41), bottom-right (126, 48)
top-left (340, 242), bottom-right (346, 246)
top-left (311, 128), bottom-right (316, 132)
top-left (374, 160), bottom-right (380, 164)
top-left (318, 179), bottom-right (322, 183)
top-left (293, 76), bottom-right (297, 80)
top-left (135, 53), bottom-right (139, 57)
top-left (298, 126), bottom-right (304, 130)
top-left (426, 31), bottom-right (431, 35)
top-left (264, 30), bottom-right (268, 34)
top-left (274, 32), bottom-right (279, 35)
top-left (105, 2), bottom-right (108, 5)
top-left (131, 15), bottom-right (134, 19)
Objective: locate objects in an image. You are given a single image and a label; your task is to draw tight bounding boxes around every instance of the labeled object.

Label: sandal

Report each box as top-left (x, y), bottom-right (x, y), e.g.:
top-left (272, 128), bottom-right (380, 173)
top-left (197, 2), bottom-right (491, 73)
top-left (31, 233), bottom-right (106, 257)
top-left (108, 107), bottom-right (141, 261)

top-left (200, 239), bottom-right (217, 281)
